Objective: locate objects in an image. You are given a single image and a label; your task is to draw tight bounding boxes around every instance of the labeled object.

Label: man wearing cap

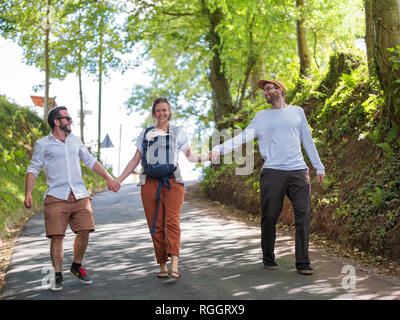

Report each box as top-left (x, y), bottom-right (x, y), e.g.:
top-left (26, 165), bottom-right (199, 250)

top-left (24, 106), bottom-right (121, 291)
top-left (212, 79), bottom-right (325, 275)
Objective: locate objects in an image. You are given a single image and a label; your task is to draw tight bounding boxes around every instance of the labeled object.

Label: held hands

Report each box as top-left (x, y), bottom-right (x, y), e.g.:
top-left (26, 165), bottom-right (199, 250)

top-left (107, 179), bottom-right (121, 192)
top-left (208, 150), bottom-right (220, 162)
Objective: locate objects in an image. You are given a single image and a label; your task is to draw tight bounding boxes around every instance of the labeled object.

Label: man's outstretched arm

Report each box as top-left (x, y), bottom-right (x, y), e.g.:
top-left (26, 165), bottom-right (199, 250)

top-left (212, 128), bottom-right (255, 158)
top-left (92, 162), bottom-right (120, 192)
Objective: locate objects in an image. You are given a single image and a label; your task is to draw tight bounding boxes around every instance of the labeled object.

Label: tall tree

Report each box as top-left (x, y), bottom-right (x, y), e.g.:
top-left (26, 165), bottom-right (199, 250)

top-left (364, 0), bottom-right (375, 78)
top-left (43, 1), bottom-right (52, 123)
top-left (1, 0), bottom-right (65, 125)
top-left (296, 0), bottom-right (311, 77)
top-left (97, 16), bottom-right (104, 160)
top-left (85, 0), bottom-right (127, 160)
top-left (125, 0), bottom-right (235, 128)
top-left (372, 0), bottom-right (400, 126)
top-left (303, 0), bottom-right (364, 73)
top-left (201, 0), bottom-right (234, 126)
top-left (54, 0), bottom-right (98, 143)
top-left (77, 11), bottom-right (86, 142)
top-left (124, 0), bottom-right (296, 128)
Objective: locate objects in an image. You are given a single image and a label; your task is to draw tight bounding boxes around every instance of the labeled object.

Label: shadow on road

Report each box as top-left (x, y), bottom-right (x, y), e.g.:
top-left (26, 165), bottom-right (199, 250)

top-left (2, 184), bottom-right (400, 300)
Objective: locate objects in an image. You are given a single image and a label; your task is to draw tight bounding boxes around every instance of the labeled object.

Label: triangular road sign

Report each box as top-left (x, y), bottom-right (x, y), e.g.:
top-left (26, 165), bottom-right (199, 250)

top-left (101, 134), bottom-right (114, 148)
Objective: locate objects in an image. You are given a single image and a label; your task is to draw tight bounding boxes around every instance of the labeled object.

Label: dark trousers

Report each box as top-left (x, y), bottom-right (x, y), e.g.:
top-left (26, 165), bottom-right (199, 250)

top-left (260, 168), bottom-right (311, 266)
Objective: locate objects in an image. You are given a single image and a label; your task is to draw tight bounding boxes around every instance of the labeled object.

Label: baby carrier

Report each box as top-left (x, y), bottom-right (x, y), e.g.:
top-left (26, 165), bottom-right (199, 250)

top-left (142, 126), bottom-right (177, 235)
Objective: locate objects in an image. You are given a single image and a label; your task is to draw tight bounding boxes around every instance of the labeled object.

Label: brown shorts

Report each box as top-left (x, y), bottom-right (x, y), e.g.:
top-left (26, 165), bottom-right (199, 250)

top-left (44, 192), bottom-right (95, 238)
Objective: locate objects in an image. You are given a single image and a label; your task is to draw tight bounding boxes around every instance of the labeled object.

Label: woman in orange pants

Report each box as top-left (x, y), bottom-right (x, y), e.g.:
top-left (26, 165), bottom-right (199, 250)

top-left (141, 177), bottom-right (184, 265)
top-left (117, 98), bottom-right (212, 279)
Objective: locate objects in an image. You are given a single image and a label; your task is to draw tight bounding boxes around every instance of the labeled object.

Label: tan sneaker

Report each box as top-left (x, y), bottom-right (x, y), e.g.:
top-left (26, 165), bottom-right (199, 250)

top-left (296, 264), bottom-right (314, 275)
top-left (264, 261), bottom-right (279, 270)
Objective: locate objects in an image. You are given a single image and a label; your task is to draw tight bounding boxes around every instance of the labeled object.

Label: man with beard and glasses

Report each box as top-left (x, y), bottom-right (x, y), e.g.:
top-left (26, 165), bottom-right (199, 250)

top-left (24, 106), bottom-right (120, 291)
top-left (211, 80), bottom-right (325, 275)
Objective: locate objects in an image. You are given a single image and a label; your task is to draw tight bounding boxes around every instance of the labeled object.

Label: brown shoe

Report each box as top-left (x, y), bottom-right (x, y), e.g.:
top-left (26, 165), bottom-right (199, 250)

top-left (296, 264), bottom-right (314, 275)
top-left (264, 262), bottom-right (279, 270)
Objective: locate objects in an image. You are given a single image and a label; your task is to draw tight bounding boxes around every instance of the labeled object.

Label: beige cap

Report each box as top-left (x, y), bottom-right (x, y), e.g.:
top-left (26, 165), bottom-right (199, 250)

top-left (257, 79), bottom-right (286, 95)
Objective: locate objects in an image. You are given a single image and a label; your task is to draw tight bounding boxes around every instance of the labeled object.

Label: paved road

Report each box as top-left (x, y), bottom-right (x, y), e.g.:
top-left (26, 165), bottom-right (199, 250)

top-left (2, 182), bottom-right (400, 300)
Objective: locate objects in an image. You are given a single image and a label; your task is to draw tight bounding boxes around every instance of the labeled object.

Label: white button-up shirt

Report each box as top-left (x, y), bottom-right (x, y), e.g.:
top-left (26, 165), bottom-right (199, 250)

top-left (27, 132), bottom-right (98, 200)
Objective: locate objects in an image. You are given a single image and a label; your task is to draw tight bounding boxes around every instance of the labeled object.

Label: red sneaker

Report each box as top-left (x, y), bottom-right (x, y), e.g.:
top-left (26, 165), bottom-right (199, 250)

top-left (70, 266), bottom-right (92, 284)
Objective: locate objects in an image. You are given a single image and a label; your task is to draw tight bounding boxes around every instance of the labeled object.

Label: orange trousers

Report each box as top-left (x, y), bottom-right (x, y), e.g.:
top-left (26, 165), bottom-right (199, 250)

top-left (141, 178), bottom-right (184, 264)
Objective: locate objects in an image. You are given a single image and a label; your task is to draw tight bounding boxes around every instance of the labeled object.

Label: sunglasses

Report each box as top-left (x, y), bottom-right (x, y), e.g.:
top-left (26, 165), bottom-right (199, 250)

top-left (263, 86), bottom-right (278, 92)
top-left (56, 116), bottom-right (72, 121)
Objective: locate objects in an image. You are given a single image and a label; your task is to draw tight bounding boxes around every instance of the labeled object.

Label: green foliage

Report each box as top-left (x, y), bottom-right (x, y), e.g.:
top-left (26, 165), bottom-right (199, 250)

top-left (1, 0), bottom-right (66, 80)
top-left (1, 0), bottom-right (127, 80)
top-left (0, 96), bottom-right (45, 236)
top-left (307, 59), bottom-right (400, 260)
top-left (124, 0), bottom-right (365, 131)
top-left (367, 187), bottom-right (386, 207)
top-left (339, 153), bottom-right (400, 256)
top-left (315, 64), bottom-right (381, 141)
top-left (304, 0), bottom-right (364, 65)
top-left (0, 96), bottom-right (106, 238)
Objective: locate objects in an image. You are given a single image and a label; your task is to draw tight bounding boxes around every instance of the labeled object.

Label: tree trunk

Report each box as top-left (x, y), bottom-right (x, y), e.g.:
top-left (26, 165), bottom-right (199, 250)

top-left (250, 59), bottom-right (265, 103)
top-left (78, 7), bottom-right (85, 143)
top-left (43, 1), bottom-right (51, 125)
top-left (296, 0), bottom-right (311, 78)
top-left (237, 55), bottom-right (256, 110)
top-left (201, 0), bottom-right (233, 128)
top-left (78, 62), bottom-right (84, 143)
top-left (373, 0), bottom-right (400, 126)
top-left (97, 25), bottom-right (103, 161)
top-left (237, 14), bottom-right (257, 110)
top-left (364, 0), bottom-right (375, 78)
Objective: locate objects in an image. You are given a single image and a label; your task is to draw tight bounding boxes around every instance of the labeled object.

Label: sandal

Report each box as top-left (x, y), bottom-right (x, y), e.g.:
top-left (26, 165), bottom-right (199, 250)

top-left (168, 269), bottom-right (181, 279)
top-left (157, 271), bottom-right (169, 279)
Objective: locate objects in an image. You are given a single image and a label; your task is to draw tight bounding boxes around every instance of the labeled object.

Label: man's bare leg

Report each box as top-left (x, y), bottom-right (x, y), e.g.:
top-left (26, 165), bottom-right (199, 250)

top-left (70, 230), bottom-right (92, 284)
top-left (73, 230), bottom-right (90, 264)
top-left (50, 235), bottom-right (64, 273)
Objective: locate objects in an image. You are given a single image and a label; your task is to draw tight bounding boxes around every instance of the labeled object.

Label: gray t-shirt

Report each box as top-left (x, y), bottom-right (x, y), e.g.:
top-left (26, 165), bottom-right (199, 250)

top-left (213, 105), bottom-right (325, 174)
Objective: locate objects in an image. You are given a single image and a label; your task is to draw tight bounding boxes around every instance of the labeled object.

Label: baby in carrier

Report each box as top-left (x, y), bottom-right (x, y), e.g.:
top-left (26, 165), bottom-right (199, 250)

top-left (138, 126), bottom-right (184, 186)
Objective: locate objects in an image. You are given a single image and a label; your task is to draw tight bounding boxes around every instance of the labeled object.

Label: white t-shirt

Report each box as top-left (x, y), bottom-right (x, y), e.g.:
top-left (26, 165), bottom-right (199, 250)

top-left (213, 105), bottom-right (325, 174)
